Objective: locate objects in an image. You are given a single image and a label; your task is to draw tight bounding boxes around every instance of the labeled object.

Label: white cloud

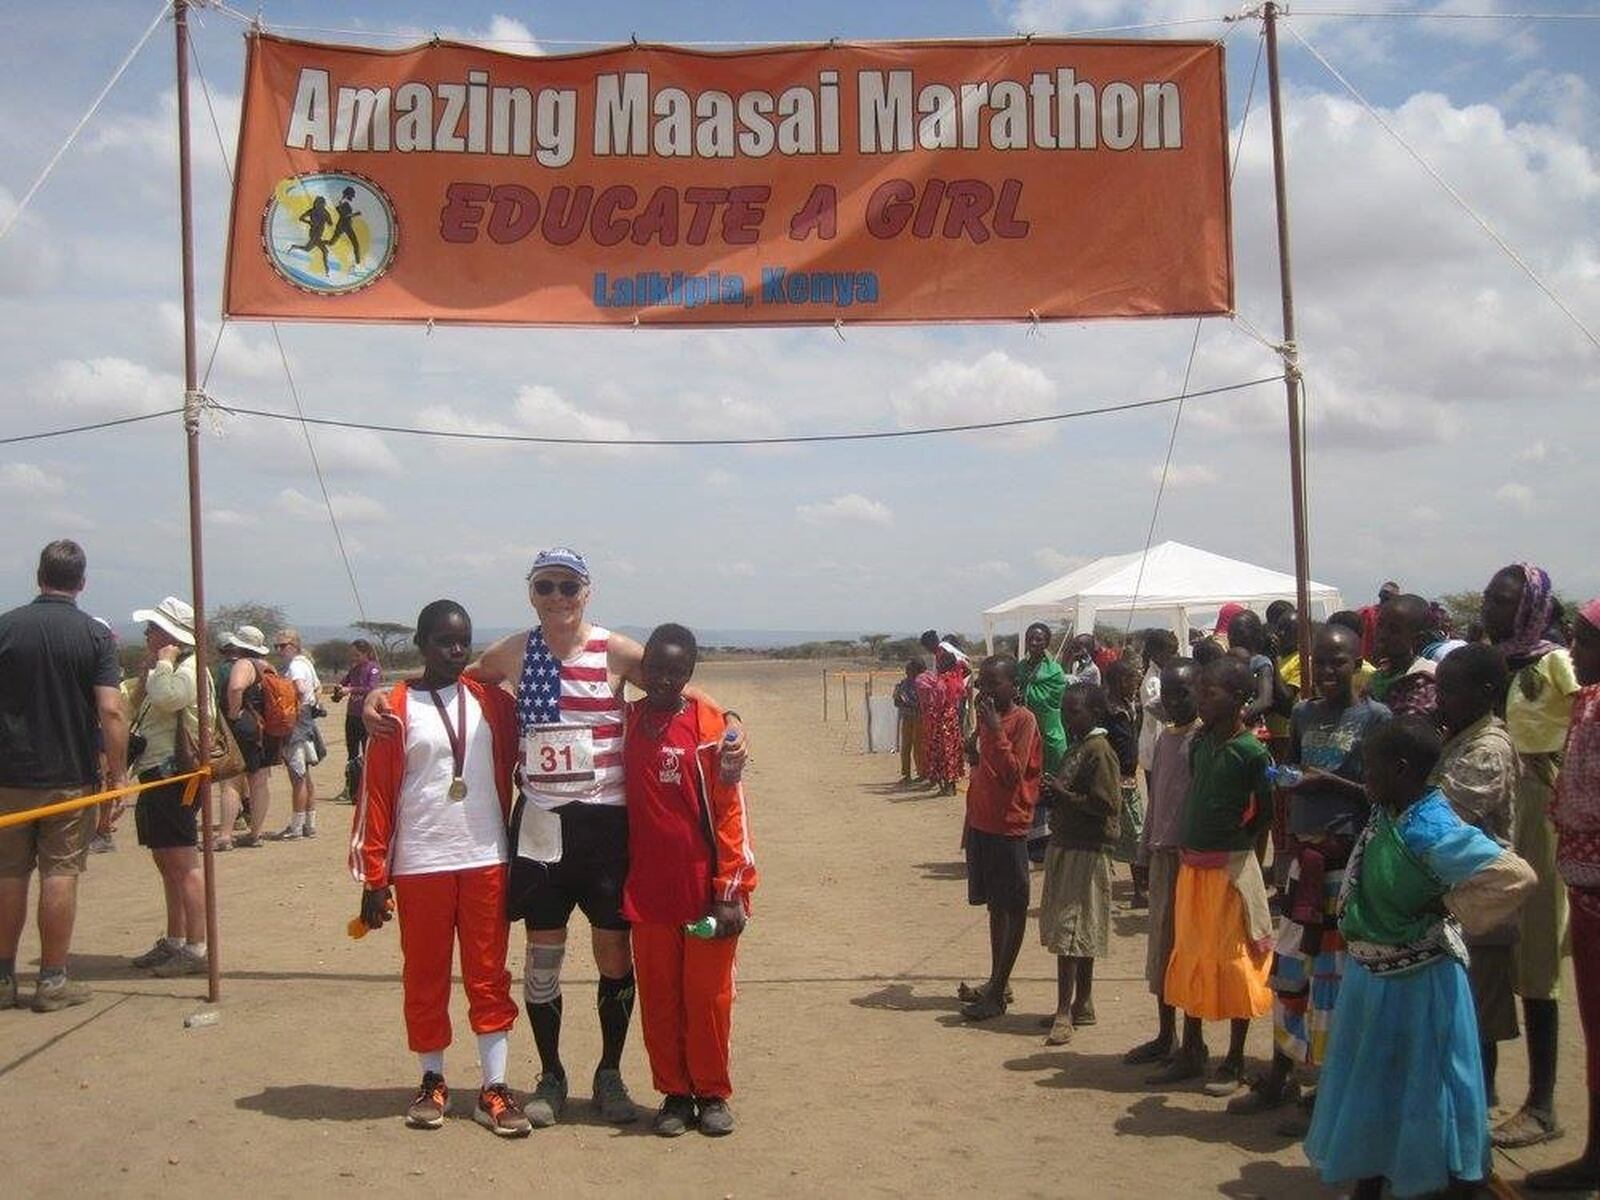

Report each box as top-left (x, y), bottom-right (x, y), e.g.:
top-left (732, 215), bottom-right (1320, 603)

top-left (34, 355), bottom-right (181, 417)
top-left (160, 305), bottom-right (281, 382)
top-left (514, 384), bottom-right (642, 450)
top-left (1514, 440), bottom-right (1549, 463)
top-left (1152, 463), bottom-right (1218, 488)
top-left (276, 487), bottom-right (390, 524)
top-left (1033, 549), bottom-right (1090, 575)
top-left (0, 185), bottom-right (63, 294)
top-left (207, 508), bottom-right (259, 528)
top-left (719, 560), bottom-right (757, 579)
top-left (969, 559), bottom-right (1013, 576)
top-left (701, 468), bottom-right (737, 490)
top-left (796, 494), bottom-right (894, 526)
top-left (893, 350), bottom-right (1057, 450)
top-left (0, 462), bottom-right (65, 496)
top-left (1494, 482), bottom-right (1535, 512)
top-left (86, 87), bottom-right (240, 181)
top-left (398, 15), bottom-right (544, 53)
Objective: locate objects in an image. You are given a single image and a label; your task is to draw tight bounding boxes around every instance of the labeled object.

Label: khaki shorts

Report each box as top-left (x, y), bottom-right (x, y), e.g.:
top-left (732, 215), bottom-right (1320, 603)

top-left (0, 784), bottom-right (99, 878)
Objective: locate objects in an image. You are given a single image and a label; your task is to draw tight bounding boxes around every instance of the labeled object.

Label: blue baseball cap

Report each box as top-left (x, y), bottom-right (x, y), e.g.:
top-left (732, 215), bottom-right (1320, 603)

top-left (527, 546), bottom-right (590, 582)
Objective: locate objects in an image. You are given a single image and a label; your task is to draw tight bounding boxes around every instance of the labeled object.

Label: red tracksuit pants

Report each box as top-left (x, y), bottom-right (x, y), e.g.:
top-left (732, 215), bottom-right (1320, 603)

top-left (632, 921), bottom-right (739, 1099)
top-left (393, 863), bottom-right (516, 1053)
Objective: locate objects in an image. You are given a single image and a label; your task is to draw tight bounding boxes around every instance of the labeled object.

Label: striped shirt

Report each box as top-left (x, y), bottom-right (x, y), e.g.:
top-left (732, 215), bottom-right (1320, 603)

top-left (515, 625), bottom-right (625, 809)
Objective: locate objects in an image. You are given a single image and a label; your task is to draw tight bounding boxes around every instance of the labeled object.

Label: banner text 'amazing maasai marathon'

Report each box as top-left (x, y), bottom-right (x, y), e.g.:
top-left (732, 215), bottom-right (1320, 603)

top-left (223, 35), bottom-right (1234, 327)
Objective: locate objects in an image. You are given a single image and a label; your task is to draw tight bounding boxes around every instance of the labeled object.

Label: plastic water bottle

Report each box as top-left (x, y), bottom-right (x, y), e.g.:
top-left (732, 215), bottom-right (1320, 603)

top-left (718, 727), bottom-right (743, 785)
top-left (684, 916), bottom-right (718, 939)
top-left (1266, 763), bottom-right (1303, 788)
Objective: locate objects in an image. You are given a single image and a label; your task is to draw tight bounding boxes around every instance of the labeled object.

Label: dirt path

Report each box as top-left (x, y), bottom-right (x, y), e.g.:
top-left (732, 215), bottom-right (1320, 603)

top-left (0, 660), bottom-right (1582, 1196)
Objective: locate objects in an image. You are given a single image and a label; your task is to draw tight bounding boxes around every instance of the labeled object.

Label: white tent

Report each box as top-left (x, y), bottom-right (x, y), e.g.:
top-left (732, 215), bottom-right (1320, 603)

top-left (982, 541), bottom-right (1343, 649)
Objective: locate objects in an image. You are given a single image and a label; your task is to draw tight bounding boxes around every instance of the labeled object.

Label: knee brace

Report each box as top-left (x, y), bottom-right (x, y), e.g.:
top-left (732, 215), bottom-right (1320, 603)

top-left (524, 942), bottom-right (565, 1007)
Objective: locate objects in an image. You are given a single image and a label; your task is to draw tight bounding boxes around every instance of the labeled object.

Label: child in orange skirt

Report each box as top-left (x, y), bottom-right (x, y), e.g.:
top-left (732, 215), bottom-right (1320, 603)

top-left (1152, 655), bottom-right (1275, 1096)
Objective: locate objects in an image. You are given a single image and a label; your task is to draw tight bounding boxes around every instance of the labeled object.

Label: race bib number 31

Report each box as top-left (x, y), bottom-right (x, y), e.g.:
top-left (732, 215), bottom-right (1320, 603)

top-left (525, 724), bottom-right (596, 788)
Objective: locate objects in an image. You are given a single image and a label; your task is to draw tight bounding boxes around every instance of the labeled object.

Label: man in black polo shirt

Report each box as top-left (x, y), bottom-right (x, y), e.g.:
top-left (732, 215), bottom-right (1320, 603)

top-left (0, 540), bottom-right (127, 1012)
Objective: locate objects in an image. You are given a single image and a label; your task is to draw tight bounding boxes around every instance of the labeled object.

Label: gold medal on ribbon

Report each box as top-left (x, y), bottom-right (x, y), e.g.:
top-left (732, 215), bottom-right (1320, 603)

top-left (426, 684), bottom-right (470, 804)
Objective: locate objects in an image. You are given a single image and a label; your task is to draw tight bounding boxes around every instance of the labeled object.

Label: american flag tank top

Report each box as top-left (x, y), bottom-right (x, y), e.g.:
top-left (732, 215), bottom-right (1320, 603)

top-left (514, 625), bottom-right (625, 809)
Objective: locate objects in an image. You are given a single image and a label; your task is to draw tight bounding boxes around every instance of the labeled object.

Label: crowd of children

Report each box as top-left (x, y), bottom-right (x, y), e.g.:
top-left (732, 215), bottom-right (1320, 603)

top-left (935, 566), bottom-right (1600, 1197)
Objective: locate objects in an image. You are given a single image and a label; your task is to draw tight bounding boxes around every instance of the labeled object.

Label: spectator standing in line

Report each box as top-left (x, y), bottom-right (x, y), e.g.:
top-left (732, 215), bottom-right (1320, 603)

top-left (273, 628), bottom-right (322, 840)
top-left (1431, 644), bottom-right (1521, 1109)
top-left (0, 541), bottom-right (127, 1011)
top-left (1017, 623), bottom-right (1067, 864)
top-left (333, 638), bottom-right (381, 803)
top-left (220, 625), bottom-right (278, 848)
top-left (126, 596), bottom-right (209, 978)
top-left (1065, 633), bottom-right (1102, 688)
top-left (1483, 563), bottom-right (1580, 1149)
top-left (1369, 593), bottom-right (1440, 722)
top-left (892, 659), bottom-right (925, 784)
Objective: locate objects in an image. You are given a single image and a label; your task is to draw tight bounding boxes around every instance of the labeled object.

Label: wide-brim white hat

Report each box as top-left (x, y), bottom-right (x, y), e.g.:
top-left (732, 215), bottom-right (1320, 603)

top-left (132, 596), bottom-right (195, 646)
top-left (222, 624), bottom-right (269, 655)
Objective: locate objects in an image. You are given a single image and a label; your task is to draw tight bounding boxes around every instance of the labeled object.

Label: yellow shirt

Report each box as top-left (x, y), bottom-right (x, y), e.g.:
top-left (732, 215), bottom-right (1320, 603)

top-left (126, 655), bottom-right (199, 774)
top-left (1505, 649), bottom-right (1579, 756)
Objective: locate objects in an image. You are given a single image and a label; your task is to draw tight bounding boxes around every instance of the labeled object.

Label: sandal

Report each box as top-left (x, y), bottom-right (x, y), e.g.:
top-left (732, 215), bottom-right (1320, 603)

top-left (959, 994), bottom-right (1006, 1022)
top-left (1044, 1014), bottom-right (1075, 1046)
top-left (1491, 1106), bottom-right (1563, 1149)
top-left (1123, 1037), bottom-right (1175, 1066)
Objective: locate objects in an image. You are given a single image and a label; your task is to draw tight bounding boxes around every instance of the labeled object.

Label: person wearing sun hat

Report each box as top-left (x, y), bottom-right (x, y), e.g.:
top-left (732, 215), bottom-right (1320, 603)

top-left (125, 596), bottom-right (209, 978)
top-left (217, 624), bottom-right (278, 849)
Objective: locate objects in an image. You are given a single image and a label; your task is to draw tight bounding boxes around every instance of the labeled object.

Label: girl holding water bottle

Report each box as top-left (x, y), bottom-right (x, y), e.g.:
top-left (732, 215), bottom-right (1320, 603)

top-left (621, 623), bottom-right (757, 1138)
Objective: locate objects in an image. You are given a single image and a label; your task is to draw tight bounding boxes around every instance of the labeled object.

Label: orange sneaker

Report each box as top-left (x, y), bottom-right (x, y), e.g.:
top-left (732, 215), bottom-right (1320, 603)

top-left (474, 1083), bottom-right (532, 1138)
top-left (405, 1072), bottom-right (448, 1129)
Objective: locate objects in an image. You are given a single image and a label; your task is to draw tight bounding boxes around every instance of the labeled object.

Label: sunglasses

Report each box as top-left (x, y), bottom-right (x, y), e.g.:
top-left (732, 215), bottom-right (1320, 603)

top-left (531, 579), bottom-right (584, 597)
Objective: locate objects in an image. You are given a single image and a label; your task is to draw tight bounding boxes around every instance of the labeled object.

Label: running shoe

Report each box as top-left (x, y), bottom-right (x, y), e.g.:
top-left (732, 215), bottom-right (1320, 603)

top-left (152, 947), bottom-right (208, 978)
top-left (696, 1097), bottom-right (735, 1136)
top-left (405, 1072), bottom-right (448, 1129)
top-left (474, 1084), bottom-right (532, 1138)
top-left (32, 976), bottom-right (91, 1012)
top-left (131, 937), bottom-right (178, 970)
top-left (652, 1094), bottom-right (696, 1138)
top-left (523, 1072), bottom-right (567, 1128)
top-left (592, 1067), bottom-right (638, 1124)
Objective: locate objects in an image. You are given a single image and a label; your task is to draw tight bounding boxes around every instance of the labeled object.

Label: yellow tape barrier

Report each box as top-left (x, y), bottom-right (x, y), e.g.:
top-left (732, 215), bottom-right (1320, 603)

top-left (0, 769), bottom-right (210, 831)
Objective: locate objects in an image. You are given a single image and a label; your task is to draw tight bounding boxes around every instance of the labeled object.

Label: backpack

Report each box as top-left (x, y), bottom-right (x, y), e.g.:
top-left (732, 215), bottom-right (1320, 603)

top-left (256, 662), bottom-right (301, 738)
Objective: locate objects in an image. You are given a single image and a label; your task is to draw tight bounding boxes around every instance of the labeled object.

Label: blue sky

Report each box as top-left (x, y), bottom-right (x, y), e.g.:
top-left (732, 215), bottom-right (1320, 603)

top-left (1, 0), bottom-right (1596, 639)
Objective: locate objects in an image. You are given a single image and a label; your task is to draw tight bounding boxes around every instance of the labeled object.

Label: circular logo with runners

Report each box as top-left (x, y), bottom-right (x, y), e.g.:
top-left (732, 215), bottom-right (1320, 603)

top-left (261, 172), bottom-right (396, 295)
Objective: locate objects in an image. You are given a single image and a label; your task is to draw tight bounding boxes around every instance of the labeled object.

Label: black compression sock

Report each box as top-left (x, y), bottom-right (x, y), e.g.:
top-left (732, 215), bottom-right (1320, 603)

top-left (596, 972), bottom-right (636, 1071)
top-left (526, 997), bottom-right (564, 1080)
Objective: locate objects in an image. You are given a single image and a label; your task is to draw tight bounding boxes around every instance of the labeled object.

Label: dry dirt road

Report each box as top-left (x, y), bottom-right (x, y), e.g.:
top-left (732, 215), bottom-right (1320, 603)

top-left (0, 660), bottom-right (1584, 1197)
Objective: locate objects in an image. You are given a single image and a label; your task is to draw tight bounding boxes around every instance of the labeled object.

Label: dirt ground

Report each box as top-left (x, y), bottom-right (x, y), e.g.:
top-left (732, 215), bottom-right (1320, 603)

top-left (0, 659), bottom-right (1588, 1197)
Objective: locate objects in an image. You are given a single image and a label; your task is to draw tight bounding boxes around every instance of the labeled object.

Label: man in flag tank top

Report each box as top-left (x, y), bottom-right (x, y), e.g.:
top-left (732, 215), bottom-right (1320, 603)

top-left (364, 547), bottom-right (746, 1130)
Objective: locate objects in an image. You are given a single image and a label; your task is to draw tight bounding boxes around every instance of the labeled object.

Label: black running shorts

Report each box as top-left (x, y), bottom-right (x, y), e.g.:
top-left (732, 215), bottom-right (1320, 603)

top-left (506, 802), bottom-right (631, 932)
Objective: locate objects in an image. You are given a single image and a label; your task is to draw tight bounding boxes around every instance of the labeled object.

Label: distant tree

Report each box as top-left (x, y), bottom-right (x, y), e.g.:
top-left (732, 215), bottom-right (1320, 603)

top-left (211, 601), bottom-right (288, 640)
top-left (353, 619), bottom-right (415, 660)
top-left (311, 638), bottom-right (354, 674)
top-left (116, 642), bottom-right (147, 678)
top-left (861, 633), bottom-right (892, 658)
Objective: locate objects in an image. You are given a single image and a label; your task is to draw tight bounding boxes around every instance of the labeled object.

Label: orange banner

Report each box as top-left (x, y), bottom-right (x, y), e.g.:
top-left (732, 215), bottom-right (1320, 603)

top-left (224, 35), bottom-right (1232, 327)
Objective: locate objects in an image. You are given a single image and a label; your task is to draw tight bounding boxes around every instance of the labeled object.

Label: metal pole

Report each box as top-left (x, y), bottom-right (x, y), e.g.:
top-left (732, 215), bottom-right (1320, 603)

top-left (174, 0), bottom-right (221, 1004)
top-left (1263, 2), bottom-right (1315, 672)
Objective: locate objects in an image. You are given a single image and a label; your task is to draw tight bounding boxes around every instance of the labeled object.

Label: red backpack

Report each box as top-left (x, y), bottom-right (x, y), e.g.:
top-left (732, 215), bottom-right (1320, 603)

top-left (255, 662), bottom-right (301, 738)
